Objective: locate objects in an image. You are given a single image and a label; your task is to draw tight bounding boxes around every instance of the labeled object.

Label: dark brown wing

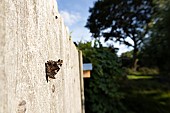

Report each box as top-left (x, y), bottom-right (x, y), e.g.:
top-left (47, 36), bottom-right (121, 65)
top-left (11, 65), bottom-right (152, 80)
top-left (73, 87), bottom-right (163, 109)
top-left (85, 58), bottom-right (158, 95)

top-left (45, 63), bottom-right (48, 83)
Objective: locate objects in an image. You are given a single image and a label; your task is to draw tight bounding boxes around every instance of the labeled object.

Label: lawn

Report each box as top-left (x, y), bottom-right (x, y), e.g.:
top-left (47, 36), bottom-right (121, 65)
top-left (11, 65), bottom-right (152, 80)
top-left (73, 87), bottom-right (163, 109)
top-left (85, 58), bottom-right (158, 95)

top-left (119, 74), bottom-right (170, 113)
top-left (127, 75), bottom-right (153, 79)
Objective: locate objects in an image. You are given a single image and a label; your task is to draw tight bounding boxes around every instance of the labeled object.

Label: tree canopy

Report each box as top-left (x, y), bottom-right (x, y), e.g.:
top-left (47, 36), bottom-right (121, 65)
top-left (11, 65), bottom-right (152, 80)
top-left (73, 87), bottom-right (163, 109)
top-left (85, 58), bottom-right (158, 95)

top-left (140, 0), bottom-right (170, 74)
top-left (86, 0), bottom-right (154, 70)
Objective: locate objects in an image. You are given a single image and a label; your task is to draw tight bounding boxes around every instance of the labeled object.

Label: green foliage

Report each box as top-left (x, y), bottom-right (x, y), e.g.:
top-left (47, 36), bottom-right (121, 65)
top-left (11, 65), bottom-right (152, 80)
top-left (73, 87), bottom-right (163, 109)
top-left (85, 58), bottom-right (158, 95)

top-left (125, 68), bottom-right (142, 75)
top-left (121, 51), bottom-right (133, 59)
top-left (86, 0), bottom-right (153, 44)
top-left (138, 67), bottom-right (159, 75)
top-left (140, 0), bottom-right (170, 74)
top-left (125, 67), bottom-right (159, 76)
top-left (77, 41), bottom-right (126, 113)
top-left (86, 0), bottom-right (154, 71)
top-left (120, 51), bottom-right (133, 68)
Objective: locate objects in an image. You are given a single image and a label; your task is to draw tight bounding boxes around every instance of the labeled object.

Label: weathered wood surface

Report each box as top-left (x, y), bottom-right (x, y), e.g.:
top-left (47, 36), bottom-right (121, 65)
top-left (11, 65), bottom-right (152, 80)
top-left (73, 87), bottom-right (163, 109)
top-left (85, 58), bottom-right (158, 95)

top-left (0, 0), bottom-right (83, 112)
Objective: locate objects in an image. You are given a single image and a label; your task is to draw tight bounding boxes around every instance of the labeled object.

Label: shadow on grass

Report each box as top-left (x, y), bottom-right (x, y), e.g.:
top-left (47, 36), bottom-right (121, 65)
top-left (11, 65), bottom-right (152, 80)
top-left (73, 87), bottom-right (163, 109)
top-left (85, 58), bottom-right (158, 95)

top-left (118, 74), bottom-right (170, 113)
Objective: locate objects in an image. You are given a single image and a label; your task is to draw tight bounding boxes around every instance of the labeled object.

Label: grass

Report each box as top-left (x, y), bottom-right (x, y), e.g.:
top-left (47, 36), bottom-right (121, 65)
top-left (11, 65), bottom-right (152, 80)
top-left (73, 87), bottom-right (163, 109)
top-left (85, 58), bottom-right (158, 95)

top-left (118, 74), bottom-right (170, 113)
top-left (127, 75), bottom-right (153, 79)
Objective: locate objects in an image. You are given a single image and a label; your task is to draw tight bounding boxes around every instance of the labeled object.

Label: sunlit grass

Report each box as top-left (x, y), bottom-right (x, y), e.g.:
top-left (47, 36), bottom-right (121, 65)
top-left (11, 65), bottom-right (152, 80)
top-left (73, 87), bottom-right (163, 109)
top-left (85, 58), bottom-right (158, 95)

top-left (133, 90), bottom-right (161, 94)
top-left (119, 73), bottom-right (170, 113)
top-left (154, 91), bottom-right (170, 100)
top-left (127, 75), bottom-right (153, 79)
top-left (132, 90), bottom-right (170, 103)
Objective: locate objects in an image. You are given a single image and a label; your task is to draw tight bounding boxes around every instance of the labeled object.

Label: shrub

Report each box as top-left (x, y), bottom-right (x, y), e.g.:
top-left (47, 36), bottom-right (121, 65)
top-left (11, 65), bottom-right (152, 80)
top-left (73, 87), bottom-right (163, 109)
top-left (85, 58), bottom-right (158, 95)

top-left (138, 67), bottom-right (159, 75)
top-left (78, 41), bottom-right (126, 113)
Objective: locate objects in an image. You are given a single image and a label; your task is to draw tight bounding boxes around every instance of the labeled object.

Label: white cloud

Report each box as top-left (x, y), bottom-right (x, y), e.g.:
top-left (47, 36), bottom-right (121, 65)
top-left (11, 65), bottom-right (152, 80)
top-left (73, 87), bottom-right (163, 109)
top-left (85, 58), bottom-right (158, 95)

top-left (116, 45), bottom-right (133, 56)
top-left (60, 10), bottom-right (81, 26)
top-left (70, 26), bottom-right (91, 42)
top-left (98, 38), bottom-right (133, 56)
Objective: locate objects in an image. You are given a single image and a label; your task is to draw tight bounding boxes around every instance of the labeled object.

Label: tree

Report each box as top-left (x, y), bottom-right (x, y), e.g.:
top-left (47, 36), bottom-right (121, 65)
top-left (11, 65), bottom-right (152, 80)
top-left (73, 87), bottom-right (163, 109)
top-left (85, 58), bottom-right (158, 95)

top-left (86, 0), bottom-right (154, 71)
top-left (120, 51), bottom-right (133, 68)
top-left (140, 0), bottom-right (170, 74)
top-left (77, 41), bottom-right (126, 113)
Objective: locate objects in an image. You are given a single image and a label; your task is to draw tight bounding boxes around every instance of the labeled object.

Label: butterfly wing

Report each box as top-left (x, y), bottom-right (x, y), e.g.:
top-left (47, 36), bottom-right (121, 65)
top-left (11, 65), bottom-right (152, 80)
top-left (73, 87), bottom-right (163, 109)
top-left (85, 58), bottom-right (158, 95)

top-left (45, 63), bottom-right (48, 83)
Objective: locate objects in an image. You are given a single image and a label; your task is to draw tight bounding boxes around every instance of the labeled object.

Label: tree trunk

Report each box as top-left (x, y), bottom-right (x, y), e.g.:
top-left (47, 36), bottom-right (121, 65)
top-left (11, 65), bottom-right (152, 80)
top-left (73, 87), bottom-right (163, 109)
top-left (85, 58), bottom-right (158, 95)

top-left (132, 48), bottom-right (138, 71)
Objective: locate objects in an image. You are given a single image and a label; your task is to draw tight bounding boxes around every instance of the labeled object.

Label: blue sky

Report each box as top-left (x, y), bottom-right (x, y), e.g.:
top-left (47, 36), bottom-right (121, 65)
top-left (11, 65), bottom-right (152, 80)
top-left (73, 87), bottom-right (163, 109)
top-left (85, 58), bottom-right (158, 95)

top-left (57, 0), bottom-right (133, 55)
top-left (57, 0), bottom-right (94, 41)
